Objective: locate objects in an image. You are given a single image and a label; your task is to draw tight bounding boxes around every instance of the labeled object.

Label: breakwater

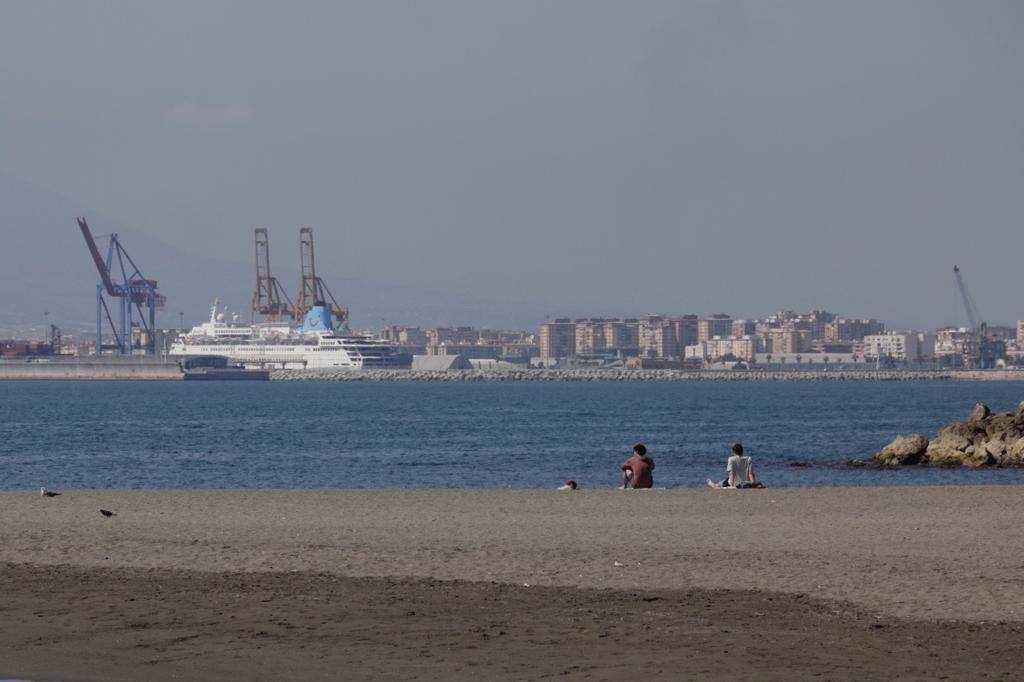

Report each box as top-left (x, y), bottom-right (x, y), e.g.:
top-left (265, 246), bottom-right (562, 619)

top-left (871, 401), bottom-right (1024, 467)
top-left (270, 368), bottom-right (974, 382)
top-left (4, 362), bottom-right (1021, 382)
top-left (0, 357), bottom-right (183, 380)
top-left (950, 370), bottom-right (1024, 381)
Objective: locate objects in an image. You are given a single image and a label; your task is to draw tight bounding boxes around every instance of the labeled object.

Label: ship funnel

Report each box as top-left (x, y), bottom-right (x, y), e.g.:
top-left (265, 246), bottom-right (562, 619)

top-left (301, 303), bottom-right (334, 332)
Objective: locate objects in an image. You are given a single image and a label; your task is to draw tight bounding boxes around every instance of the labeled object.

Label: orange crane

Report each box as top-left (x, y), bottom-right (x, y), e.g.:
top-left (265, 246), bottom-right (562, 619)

top-left (293, 227), bottom-right (349, 328)
top-left (250, 227), bottom-right (294, 322)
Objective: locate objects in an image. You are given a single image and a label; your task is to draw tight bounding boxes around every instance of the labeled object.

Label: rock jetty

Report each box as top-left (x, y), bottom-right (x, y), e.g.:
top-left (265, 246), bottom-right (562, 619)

top-left (871, 402), bottom-right (1024, 467)
top-left (271, 369), bottom-right (955, 382)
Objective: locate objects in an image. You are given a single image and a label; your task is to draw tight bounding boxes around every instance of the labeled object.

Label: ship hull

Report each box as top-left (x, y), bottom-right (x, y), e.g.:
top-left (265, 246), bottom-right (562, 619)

top-left (170, 341), bottom-right (407, 369)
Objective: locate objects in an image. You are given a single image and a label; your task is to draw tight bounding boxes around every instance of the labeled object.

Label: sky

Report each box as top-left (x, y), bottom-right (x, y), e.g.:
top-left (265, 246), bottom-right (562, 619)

top-left (1, 0), bottom-right (1022, 333)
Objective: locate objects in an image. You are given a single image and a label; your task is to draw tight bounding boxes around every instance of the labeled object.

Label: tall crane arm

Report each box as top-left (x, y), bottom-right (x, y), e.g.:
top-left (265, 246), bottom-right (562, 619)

top-left (77, 217), bottom-right (119, 296)
top-left (952, 265), bottom-right (982, 331)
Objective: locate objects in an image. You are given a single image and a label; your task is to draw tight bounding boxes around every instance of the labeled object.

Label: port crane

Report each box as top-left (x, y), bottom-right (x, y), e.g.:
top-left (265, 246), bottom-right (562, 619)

top-left (294, 227), bottom-right (349, 328)
top-left (77, 217), bottom-right (165, 354)
top-left (953, 265), bottom-right (983, 333)
top-left (953, 265), bottom-right (987, 369)
top-left (250, 227), bottom-right (295, 322)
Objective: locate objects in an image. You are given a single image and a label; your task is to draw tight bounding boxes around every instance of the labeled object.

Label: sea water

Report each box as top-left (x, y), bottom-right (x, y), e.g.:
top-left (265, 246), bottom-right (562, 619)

top-left (1, 379), bottom-right (1023, 490)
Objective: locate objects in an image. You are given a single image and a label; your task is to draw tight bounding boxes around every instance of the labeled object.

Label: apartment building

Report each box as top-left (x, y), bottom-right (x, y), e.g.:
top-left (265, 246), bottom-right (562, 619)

top-left (574, 320), bottom-right (607, 355)
top-left (639, 316), bottom-right (679, 358)
top-left (477, 329), bottom-right (533, 345)
top-left (538, 319), bottom-right (576, 359)
top-left (704, 336), bottom-right (758, 362)
top-left (824, 318), bottom-right (884, 342)
top-left (601, 319), bottom-right (640, 351)
top-left (397, 327), bottom-right (428, 346)
top-left (934, 327), bottom-right (975, 360)
top-left (673, 315), bottom-right (699, 347)
top-left (810, 340), bottom-right (866, 356)
top-left (1019, 320), bottom-right (1024, 344)
top-left (763, 329), bottom-right (810, 354)
top-left (862, 332), bottom-right (934, 361)
top-left (427, 326), bottom-right (481, 346)
top-left (917, 332), bottom-right (937, 359)
top-left (731, 320), bottom-right (757, 337)
top-left (795, 310), bottom-right (835, 340)
top-left (697, 314), bottom-right (732, 343)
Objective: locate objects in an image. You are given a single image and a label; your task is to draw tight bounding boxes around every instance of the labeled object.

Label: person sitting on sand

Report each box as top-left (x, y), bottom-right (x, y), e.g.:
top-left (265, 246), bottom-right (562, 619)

top-left (621, 444), bottom-right (655, 489)
top-left (707, 443), bottom-right (764, 489)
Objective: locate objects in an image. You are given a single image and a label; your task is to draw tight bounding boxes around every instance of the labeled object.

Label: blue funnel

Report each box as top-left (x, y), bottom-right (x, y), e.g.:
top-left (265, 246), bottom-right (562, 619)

top-left (301, 304), bottom-right (334, 332)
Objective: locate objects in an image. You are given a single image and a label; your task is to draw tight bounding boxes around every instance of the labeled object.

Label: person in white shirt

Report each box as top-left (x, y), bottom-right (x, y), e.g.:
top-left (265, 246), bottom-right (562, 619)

top-left (707, 443), bottom-right (764, 489)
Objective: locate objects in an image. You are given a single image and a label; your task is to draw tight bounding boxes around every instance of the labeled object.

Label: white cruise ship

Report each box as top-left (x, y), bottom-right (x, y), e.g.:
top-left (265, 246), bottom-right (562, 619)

top-left (169, 301), bottom-right (409, 369)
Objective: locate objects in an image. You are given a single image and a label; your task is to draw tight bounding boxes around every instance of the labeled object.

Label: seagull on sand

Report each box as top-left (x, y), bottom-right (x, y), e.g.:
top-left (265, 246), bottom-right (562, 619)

top-left (99, 509), bottom-right (115, 518)
top-left (40, 487), bottom-right (61, 497)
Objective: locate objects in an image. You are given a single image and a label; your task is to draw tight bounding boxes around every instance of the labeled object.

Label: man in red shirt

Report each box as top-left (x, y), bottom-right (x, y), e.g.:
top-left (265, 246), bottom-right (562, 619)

top-left (621, 444), bottom-right (655, 489)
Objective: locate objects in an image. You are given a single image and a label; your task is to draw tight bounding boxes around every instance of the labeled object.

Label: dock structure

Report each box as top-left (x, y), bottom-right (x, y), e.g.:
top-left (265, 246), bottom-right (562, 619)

top-left (0, 357), bottom-right (183, 380)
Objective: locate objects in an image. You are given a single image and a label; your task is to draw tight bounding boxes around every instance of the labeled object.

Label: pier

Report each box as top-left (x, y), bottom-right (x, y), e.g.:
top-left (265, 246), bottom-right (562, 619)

top-left (0, 357), bottom-right (183, 380)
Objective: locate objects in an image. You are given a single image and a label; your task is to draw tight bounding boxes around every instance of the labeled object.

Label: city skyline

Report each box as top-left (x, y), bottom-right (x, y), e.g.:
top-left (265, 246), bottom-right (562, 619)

top-left (4, 291), bottom-right (1017, 333)
top-left (16, 303), bottom-right (1021, 370)
top-left (2, 282), bottom-right (1019, 343)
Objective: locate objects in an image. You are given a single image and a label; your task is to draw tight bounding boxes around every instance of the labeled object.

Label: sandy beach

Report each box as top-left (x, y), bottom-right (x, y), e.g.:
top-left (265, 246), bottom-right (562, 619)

top-left (4, 486), bottom-right (1024, 680)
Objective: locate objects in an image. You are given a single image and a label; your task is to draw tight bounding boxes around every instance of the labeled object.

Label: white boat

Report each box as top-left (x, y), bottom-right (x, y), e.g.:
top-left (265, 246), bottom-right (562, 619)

top-left (169, 300), bottom-right (408, 369)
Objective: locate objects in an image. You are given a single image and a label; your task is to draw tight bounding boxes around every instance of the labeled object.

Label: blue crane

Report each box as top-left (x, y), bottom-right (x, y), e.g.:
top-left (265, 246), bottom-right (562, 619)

top-left (77, 217), bottom-right (165, 354)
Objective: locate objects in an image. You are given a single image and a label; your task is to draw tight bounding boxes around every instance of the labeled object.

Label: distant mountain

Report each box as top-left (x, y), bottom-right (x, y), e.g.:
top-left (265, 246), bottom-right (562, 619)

top-left (0, 175), bottom-right (543, 339)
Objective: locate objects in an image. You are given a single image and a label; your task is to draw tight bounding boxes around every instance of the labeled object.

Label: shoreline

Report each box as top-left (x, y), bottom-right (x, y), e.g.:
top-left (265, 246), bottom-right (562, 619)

top-left (275, 368), bottom-right (1024, 381)
top-left (4, 364), bottom-right (1024, 381)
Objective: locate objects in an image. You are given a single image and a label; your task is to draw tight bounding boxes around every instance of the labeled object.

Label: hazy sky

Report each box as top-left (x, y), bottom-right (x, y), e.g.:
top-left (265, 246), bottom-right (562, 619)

top-left (1, 0), bottom-right (1022, 330)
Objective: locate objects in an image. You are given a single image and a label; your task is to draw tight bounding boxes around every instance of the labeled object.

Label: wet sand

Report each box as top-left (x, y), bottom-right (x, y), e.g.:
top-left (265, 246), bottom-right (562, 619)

top-left (3, 487), bottom-right (1024, 680)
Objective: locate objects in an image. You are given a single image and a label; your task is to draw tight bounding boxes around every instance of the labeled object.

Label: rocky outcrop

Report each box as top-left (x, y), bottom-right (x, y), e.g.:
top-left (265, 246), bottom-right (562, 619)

top-left (1005, 438), bottom-right (1024, 466)
top-left (871, 434), bottom-right (929, 466)
top-left (923, 444), bottom-right (966, 466)
top-left (875, 402), bottom-right (1024, 468)
top-left (969, 402), bottom-right (992, 423)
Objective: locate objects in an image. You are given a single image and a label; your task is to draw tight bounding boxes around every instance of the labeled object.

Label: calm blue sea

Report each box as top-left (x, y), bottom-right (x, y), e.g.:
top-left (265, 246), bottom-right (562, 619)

top-left (1, 380), bottom-right (1023, 490)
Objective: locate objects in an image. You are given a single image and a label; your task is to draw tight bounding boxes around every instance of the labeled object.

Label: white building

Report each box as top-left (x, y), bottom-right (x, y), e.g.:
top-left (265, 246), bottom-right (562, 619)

top-left (684, 337), bottom-right (759, 363)
top-left (684, 344), bottom-right (707, 361)
top-left (935, 327), bottom-right (972, 357)
top-left (863, 332), bottom-right (934, 361)
top-left (705, 336), bottom-right (759, 362)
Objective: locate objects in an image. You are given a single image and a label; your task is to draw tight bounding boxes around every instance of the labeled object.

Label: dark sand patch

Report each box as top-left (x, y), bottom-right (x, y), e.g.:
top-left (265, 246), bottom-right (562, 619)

top-left (3, 563), bottom-right (1020, 681)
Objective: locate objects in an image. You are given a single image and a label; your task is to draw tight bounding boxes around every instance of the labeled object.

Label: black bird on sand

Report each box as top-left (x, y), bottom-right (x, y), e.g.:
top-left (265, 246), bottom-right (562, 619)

top-left (40, 487), bottom-right (61, 497)
top-left (99, 509), bottom-right (115, 518)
